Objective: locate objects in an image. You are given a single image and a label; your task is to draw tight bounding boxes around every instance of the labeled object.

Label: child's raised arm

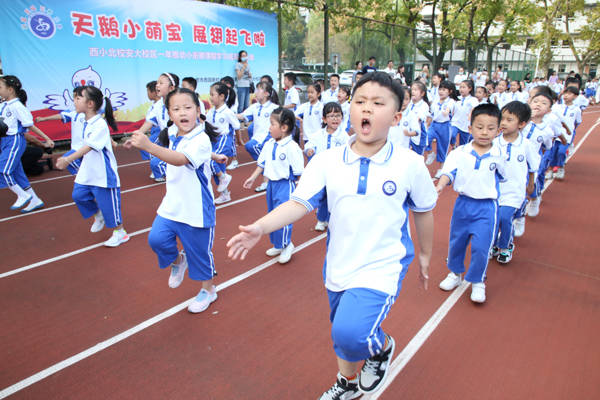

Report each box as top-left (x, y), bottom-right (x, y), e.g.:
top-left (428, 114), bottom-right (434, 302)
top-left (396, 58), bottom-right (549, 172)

top-left (35, 113), bottom-right (62, 123)
top-left (126, 131), bottom-right (188, 166)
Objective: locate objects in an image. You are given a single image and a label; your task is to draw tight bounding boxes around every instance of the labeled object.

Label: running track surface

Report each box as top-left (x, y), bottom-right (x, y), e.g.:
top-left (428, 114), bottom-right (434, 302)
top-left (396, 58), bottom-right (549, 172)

top-left (1, 108), bottom-right (599, 399)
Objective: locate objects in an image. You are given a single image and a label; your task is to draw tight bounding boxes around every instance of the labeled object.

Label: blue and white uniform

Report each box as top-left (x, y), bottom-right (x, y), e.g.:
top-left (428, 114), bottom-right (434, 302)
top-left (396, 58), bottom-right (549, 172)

top-left (405, 99), bottom-right (430, 155)
top-left (507, 90), bottom-right (528, 103)
top-left (426, 97), bottom-right (455, 162)
top-left (60, 110), bottom-right (87, 174)
top-left (139, 101), bottom-right (160, 161)
top-left (428, 85), bottom-right (440, 104)
top-left (284, 87), bottom-right (300, 110)
top-left (207, 104), bottom-right (240, 178)
top-left (0, 99), bottom-right (34, 191)
top-left (72, 115), bottom-right (123, 228)
top-left (146, 97), bottom-right (169, 179)
top-left (295, 100), bottom-right (323, 143)
top-left (440, 142), bottom-right (506, 283)
top-left (450, 95), bottom-right (479, 145)
top-left (389, 110), bottom-right (420, 149)
top-left (340, 100), bottom-right (351, 133)
top-left (494, 134), bottom-right (540, 249)
top-left (257, 136), bottom-right (304, 249)
top-left (291, 136), bottom-right (437, 362)
top-left (148, 124), bottom-right (217, 281)
top-left (321, 87), bottom-right (339, 104)
top-left (550, 103), bottom-right (582, 168)
top-left (242, 100), bottom-right (278, 160)
top-left (491, 91), bottom-right (511, 109)
top-left (574, 94), bottom-right (589, 111)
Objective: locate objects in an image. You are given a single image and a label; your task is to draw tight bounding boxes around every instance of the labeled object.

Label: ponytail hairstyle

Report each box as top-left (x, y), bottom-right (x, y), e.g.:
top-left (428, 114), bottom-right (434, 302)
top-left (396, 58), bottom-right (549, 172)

top-left (256, 81), bottom-right (279, 104)
top-left (270, 107), bottom-right (296, 138)
top-left (81, 85), bottom-right (118, 132)
top-left (462, 79), bottom-right (475, 96)
top-left (439, 80), bottom-right (459, 101)
top-left (321, 101), bottom-right (343, 128)
top-left (219, 76), bottom-right (237, 106)
top-left (160, 72), bottom-right (180, 90)
top-left (161, 87), bottom-right (219, 145)
top-left (0, 75), bottom-right (28, 105)
top-left (211, 82), bottom-right (235, 108)
top-left (410, 80), bottom-right (430, 106)
top-left (0, 117), bottom-right (8, 138)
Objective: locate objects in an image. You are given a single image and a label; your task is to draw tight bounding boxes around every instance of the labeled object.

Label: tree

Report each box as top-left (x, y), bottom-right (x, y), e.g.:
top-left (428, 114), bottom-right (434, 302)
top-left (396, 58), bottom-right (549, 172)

top-left (535, 0), bottom-right (563, 75)
top-left (559, 0), bottom-right (600, 74)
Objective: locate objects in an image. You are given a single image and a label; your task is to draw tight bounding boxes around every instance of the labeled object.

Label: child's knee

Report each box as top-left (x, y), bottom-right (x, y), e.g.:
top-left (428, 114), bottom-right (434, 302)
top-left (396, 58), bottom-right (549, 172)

top-left (148, 229), bottom-right (168, 252)
top-left (331, 319), bottom-right (369, 359)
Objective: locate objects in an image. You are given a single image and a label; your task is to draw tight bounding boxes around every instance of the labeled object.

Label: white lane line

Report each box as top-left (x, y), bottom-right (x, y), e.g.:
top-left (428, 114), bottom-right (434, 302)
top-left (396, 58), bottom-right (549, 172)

top-left (27, 160), bottom-right (150, 185)
top-left (0, 233), bottom-right (326, 399)
top-left (364, 116), bottom-right (600, 399)
top-left (0, 192), bottom-right (265, 279)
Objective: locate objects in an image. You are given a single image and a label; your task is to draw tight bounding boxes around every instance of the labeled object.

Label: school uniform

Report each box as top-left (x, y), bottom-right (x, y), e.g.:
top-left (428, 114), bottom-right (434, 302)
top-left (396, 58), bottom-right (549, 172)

top-left (340, 100), bottom-right (351, 133)
top-left (507, 91), bottom-right (528, 104)
top-left (146, 98), bottom-right (169, 179)
top-left (406, 99), bottom-right (430, 155)
top-left (321, 87), bottom-right (339, 104)
top-left (388, 111), bottom-right (419, 150)
top-left (0, 99), bottom-right (34, 191)
top-left (295, 101), bottom-right (323, 143)
top-left (450, 95), bottom-right (479, 145)
top-left (147, 124), bottom-right (216, 281)
top-left (59, 110), bottom-right (87, 174)
top-left (71, 115), bottom-right (123, 228)
top-left (428, 86), bottom-right (440, 104)
top-left (494, 134), bottom-right (540, 249)
top-left (257, 136), bottom-right (304, 249)
top-left (441, 142), bottom-right (506, 283)
top-left (522, 119), bottom-right (556, 200)
top-left (242, 101), bottom-right (278, 160)
top-left (426, 98), bottom-right (455, 162)
top-left (585, 82), bottom-right (597, 99)
top-left (491, 91), bottom-right (510, 109)
top-left (284, 87), bottom-right (300, 110)
top-left (138, 101), bottom-right (160, 161)
top-left (291, 136), bottom-right (437, 361)
top-left (551, 103), bottom-right (582, 167)
top-left (207, 104), bottom-right (240, 177)
top-left (574, 94), bottom-right (589, 111)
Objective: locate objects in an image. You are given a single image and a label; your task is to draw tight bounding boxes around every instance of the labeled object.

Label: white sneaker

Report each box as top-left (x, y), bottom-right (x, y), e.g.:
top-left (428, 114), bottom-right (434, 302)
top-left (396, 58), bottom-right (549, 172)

top-left (168, 251), bottom-right (188, 288)
top-left (103, 229), bottom-right (130, 247)
top-left (314, 221), bottom-right (328, 231)
top-left (154, 176), bottom-right (166, 183)
top-left (278, 242), bottom-right (295, 264)
top-left (216, 173), bottom-right (232, 193)
top-left (188, 286), bottom-right (218, 313)
top-left (10, 195), bottom-right (32, 210)
top-left (439, 272), bottom-right (461, 291)
top-left (149, 173), bottom-right (155, 179)
top-left (90, 212), bottom-right (105, 233)
top-left (425, 152), bottom-right (436, 166)
top-left (555, 167), bottom-right (565, 180)
top-left (434, 169), bottom-right (443, 179)
top-left (545, 169), bottom-right (553, 180)
top-left (214, 191), bottom-right (231, 204)
top-left (265, 247), bottom-right (282, 257)
top-left (527, 197), bottom-right (541, 217)
top-left (254, 182), bottom-right (268, 192)
top-left (226, 159), bottom-right (239, 170)
top-left (513, 217), bottom-right (525, 237)
top-left (470, 282), bottom-right (486, 303)
top-left (21, 197), bottom-right (44, 213)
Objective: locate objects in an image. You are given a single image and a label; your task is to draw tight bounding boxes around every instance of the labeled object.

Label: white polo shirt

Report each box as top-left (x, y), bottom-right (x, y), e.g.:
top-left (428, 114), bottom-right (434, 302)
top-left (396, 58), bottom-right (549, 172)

top-left (295, 101), bottom-right (323, 142)
top-left (284, 87), bottom-right (300, 110)
top-left (428, 86), bottom-right (440, 104)
top-left (291, 136), bottom-right (437, 296)
top-left (60, 110), bottom-right (86, 150)
top-left (430, 98), bottom-right (455, 123)
top-left (522, 121), bottom-right (554, 153)
top-left (242, 100), bottom-right (278, 144)
top-left (552, 103), bottom-right (582, 141)
top-left (257, 135), bottom-right (304, 181)
top-left (305, 126), bottom-right (349, 155)
top-left (405, 99), bottom-right (430, 146)
top-left (75, 115), bottom-right (120, 188)
top-left (146, 98), bottom-right (169, 130)
top-left (451, 95), bottom-right (479, 132)
top-left (491, 91), bottom-right (511, 109)
top-left (389, 111), bottom-right (420, 149)
top-left (207, 104), bottom-right (240, 136)
top-left (340, 100), bottom-right (351, 132)
top-left (441, 142), bottom-right (506, 200)
top-left (507, 91), bottom-right (528, 103)
top-left (494, 134), bottom-right (540, 208)
top-left (574, 94), bottom-right (589, 111)
top-left (157, 124), bottom-right (215, 228)
top-left (0, 99), bottom-right (33, 136)
top-left (321, 87), bottom-right (339, 104)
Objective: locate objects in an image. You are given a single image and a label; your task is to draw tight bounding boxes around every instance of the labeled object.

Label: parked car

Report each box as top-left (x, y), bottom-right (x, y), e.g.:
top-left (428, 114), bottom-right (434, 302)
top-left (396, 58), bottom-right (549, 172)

top-left (284, 70), bottom-right (312, 104)
top-left (339, 70), bottom-right (354, 86)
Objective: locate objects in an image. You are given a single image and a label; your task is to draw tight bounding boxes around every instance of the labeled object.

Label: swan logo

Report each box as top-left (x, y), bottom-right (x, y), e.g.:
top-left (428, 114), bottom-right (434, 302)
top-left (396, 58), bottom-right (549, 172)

top-left (20, 5), bottom-right (62, 40)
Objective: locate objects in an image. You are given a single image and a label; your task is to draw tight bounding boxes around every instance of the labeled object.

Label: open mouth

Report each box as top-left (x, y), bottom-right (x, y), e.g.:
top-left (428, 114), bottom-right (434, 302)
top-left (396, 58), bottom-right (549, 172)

top-left (361, 118), bottom-right (371, 133)
top-left (180, 118), bottom-right (190, 124)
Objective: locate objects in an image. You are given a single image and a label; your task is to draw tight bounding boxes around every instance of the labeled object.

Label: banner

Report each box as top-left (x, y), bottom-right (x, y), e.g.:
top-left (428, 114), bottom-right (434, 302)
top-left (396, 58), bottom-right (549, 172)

top-left (0, 0), bottom-right (278, 140)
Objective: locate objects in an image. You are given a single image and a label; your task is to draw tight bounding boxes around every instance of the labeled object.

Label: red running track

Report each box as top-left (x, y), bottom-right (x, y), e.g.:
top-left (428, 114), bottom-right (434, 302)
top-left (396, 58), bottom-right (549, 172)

top-left (1, 108), bottom-right (599, 399)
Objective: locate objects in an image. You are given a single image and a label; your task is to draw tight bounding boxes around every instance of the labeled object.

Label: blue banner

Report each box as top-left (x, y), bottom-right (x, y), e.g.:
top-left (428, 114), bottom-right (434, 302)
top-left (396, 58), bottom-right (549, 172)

top-left (0, 0), bottom-right (278, 139)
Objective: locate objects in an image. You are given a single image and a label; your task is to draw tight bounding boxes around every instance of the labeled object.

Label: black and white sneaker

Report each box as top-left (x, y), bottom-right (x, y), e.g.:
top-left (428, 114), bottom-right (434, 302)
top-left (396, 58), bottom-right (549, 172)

top-left (489, 246), bottom-right (500, 259)
top-left (319, 373), bottom-right (361, 400)
top-left (358, 335), bottom-right (395, 393)
top-left (497, 250), bottom-right (512, 264)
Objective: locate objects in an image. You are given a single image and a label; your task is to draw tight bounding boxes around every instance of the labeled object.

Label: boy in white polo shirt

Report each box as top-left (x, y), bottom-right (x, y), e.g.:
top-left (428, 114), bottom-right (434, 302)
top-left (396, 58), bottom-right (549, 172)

top-left (437, 103), bottom-right (506, 303)
top-left (227, 72), bottom-right (437, 399)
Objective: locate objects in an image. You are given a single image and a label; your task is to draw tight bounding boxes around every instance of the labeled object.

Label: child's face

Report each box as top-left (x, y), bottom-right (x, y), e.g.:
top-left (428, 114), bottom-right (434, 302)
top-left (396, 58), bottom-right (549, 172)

top-left (475, 87), bottom-right (486, 100)
top-left (323, 109), bottom-right (342, 131)
top-left (497, 80), bottom-right (507, 92)
top-left (459, 82), bottom-right (470, 97)
top-left (432, 75), bottom-right (441, 86)
top-left (255, 86), bottom-right (266, 102)
top-left (438, 87), bottom-right (449, 100)
top-left (209, 87), bottom-right (223, 106)
top-left (500, 111), bottom-right (525, 135)
top-left (510, 81), bottom-right (519, 92)
top-left (401, 92), bottom-right (410, 111)
top-left (529, 95), bottom-right (552, 118)
top-left (284, 77), bottom-right (292, 88)
top-left (0, 80), bottom-right (11, 99)
top-left (469, 114), bottom-right (499, 148)
top-left (181, 81), bottom-right (195, 91)
top-left (350, 81), bottom-right (401, 145)
top-left (73, 93), bottom-right (88, 113)
top-left (168, 93), bottom-right (200, 133)
top-left (146, 88), bottom-right (157, 101)
top-left (486, 83), bottom-right (494, 93)
top-left (307, 86), bottom-right (318, 102)
top-left (410, 85), bottom-right (423, 101)
top-left (156, 75), bottom-right (174, 98)
top-left (269, 115), bottom-right (287, 140)
top-left (329, 76), bottom-right (339, 89)
top-left (337, 90), bottom-right (348, 103)
top-left (562, 91), bottom-right (576, 104)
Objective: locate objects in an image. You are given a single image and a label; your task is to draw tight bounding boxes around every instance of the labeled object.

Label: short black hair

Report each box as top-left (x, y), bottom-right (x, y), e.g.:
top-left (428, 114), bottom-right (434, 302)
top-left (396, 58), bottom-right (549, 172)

top-left (220, 76), bottom-right (235, 88)
top-left (369, 56), bottom-right (376, 61)
top-left (284, 72), bottom-right (296, 84)
top-left (563, 86), bottom-right (579, 96)
top-left (352, 71), bottom-right (404, 111)
top-left (355, 61), bottom-right (361, 67)
top-left (471, 103), bottom-right (501, 125)
top-left (330, 73), bottom-right (340, 80)
top-left (182, 77), bottom-right (197, 90)
top-left (260, 74), bottom-right (274, 85)
top-left (501, 101), bottom-right (531, 123)
top-left (531, 85), bottom-right (557, 103)
top-left (146, 81), bottom-right (157, 92)
top-left (565, 76), bottom-right (581, 89)
top-left (433, 72), bottom-right (445, 80)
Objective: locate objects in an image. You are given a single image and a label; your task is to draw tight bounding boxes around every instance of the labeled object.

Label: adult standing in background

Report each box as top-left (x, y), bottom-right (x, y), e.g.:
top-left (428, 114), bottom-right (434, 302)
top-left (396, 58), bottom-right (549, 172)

top-left (352, 61), bottom-right (363, 84)
top-left (235, 50), bottom-right (252, 113)
top-left (419, 65), bottom-right (430, 85)
top-left (394, 65), bottom-right (407, 86)
top-left (383, 60), bottom-right (395, 77)
top-left (362, 56), bottom-right (377, 74)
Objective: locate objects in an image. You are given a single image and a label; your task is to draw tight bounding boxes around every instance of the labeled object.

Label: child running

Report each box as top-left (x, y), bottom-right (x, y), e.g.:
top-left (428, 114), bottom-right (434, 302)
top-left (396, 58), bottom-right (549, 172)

top-left (490, 101), bottom-right (539, 263)
top-left (126, 88), bottom-right (224, 313)
top-left (0, 75), bottom-right (50, 212)
top-left (55, 86), bottom-right (128, 247)
top-left (406, 81), bottom-right (431, 155)
top-left (295, 82), bottom-right (324, 145)
top-left (437, 103), bottom-right (506, 303)
top-left (550, 86), bottom-right (581, 180)
top-left (227, 72), bottom-right (436, 399)
top-left (388, 86), bottom-right (420, 150)
top-left (425, 80), bottom-right (457, 177)
top-left (242, 107), bottom-right (303, 264)
top-left (450, 79), bottom-right (479, 147)
top-left (304, 102), bottom-right (348, 232)
top-left (208, 82), bottom-right (240, 204)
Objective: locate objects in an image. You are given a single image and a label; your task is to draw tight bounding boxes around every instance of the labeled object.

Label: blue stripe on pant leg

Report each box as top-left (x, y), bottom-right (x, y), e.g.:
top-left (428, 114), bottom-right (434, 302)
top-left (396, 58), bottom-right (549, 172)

top-left (465, 199), bottom-right (497, 283)
top-left (435, 121), bottom-right (451, 163)
top-left (496, 205), bottom-right (516, 249)
top-left (72, 183), bottom-right (99, 220)
top-left (267, 179), bottom-right (293, 248)
top-left (148, 215), bottom-right (179, 269)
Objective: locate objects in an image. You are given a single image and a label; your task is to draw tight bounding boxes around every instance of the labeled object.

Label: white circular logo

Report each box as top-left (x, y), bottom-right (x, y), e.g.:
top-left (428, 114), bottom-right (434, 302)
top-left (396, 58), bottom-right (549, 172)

top-left (537, 136), bottom-right (543, 143)
top-left (382, 180), bottom-right (396, 196)
top-left (279, 153), bottom-right (286, 160)
top-left (489, 162), bottom-right (496, 171)
top-left (517, 154), bottom-right (525, 162)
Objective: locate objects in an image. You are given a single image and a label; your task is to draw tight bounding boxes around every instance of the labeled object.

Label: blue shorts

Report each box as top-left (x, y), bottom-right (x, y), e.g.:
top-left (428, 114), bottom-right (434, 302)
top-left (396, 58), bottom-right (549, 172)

top-left (72, 183), bottom-right (122, 228)
top-left (211, 134), bottom-right (234, 175)
top-left (0, 133), bottom-right (30, 190)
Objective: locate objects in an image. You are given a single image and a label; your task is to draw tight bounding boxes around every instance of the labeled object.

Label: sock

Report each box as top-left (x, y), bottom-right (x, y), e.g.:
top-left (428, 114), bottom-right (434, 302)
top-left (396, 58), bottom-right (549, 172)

top-left (9, 184), bottom-right (28, 198)
top-left (342, 373), bottom-right (358, 382)
top-left (25, 187), bottom-right (40, 201)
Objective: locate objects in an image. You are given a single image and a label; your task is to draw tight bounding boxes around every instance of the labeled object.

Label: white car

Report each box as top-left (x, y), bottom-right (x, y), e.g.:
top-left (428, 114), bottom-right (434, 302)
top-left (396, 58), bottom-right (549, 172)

top-left (339, 70), bottom-right (354, 86)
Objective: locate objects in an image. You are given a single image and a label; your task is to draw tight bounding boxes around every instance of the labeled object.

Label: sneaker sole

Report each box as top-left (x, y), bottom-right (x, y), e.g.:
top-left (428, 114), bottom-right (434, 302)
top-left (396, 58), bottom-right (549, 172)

top-left (104, 235), bottom-right (130, 248)
top-left (359, 336), bottom-right (396, 393)
top-left (187, 293), bottom-right (218, 313)
top-left (21, 201), bottom-right (44, 213)
top-left (10, 196), bottom-right (32, 210)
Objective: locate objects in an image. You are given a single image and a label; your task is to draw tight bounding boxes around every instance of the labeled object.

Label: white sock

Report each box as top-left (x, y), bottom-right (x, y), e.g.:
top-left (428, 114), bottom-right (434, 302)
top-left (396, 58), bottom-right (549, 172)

top-left (9, 185), bottom-right (29, 198)
top-left (25, 187), bottom-right (40, 201)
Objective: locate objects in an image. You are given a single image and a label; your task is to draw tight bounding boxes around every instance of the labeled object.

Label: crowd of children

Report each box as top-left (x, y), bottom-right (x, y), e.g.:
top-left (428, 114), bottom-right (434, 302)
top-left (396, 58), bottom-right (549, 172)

top-left (1, 66), bottom-right (593, 399)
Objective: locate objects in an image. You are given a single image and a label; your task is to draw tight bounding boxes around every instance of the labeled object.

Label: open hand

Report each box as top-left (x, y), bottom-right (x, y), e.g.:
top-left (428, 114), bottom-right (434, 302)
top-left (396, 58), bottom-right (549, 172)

top-left (227, 223), bottom-right (263, 260)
